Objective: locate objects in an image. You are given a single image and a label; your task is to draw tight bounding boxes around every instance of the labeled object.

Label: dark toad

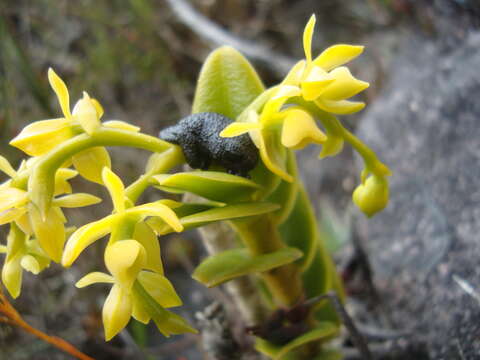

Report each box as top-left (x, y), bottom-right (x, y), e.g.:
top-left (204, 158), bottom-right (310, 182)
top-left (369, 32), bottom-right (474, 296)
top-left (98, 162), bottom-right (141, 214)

top-left (159, 112), bottom-right (258, 177)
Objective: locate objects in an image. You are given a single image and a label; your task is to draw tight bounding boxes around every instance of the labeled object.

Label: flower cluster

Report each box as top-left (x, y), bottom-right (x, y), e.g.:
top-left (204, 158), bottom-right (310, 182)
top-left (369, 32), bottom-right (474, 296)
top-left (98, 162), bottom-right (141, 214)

top-left (221, 15), bottom-right (390, 216)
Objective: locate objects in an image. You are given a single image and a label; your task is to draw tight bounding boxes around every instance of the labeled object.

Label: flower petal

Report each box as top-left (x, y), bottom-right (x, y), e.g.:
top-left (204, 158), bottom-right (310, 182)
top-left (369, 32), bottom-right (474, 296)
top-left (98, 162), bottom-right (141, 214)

top-left (20, 254), bottom-right (41, 274)
top-left (72, 92), bottom-right (101, 135)
top-left (0, 245), bottom-right (6, 253)
top-left (72, 147), bottom-right (112, 185)
top-left (0, 207), bottom-right (27, 226)
top-left (0, 187), bottom-right (28, 213)
top-left (321, 67), bottom-right (369, 101)
top-left (53, 193), bottom-right (102, 208)
top-left (281, 109), bottom-right (327, 149)
top-left (54, 168), bottom-right (78, 196)
top-left (138, 271), bottom-right (182, 308)
top-left (219, 122), bottom-right (261, 138)
top-left (301, 66), bottom-right (335, 101)
top-left (303, 15), bottom-right (316, 64)
top-left (258, 129), bottom-right (293, 182)
top-left (313, 44), bottom-right (364, 71)
top-left (29, 204), bottom-right (66, 263)
top-left (282, 60), bottom-right (306, 86)
top-left (2, 257), bottom-right (23, 298)
top-left (126, 202), bottom-right (183, 233)
top-left (62, 215), bottom-right (116, 267)
top-left (261, 86), bottom-right (301, 123)
top-left (103, 283), bottom-right (133, 341)
top-left (315, 98), bottom-right (365, 115)
top-left (133, 222), bottom-right (163, 274)
top-left (104, 240), bottom-right (146, 289)
top-left (90, 98), bottom-right (104, 119)
top-left (103, 120), bottom-right (140, 132)
top-left (48, 68), bottom-right (72, 120)
top-left (76, 272), bottom-right (115, 288)
top-left (0, 155), bottom-right (16, 178)
top-left (132, 292), bottom-right (151, 324)
top-left (101, 167), bottom-right (125, 212)
top-left (9, 119), bottom-right (76, 156)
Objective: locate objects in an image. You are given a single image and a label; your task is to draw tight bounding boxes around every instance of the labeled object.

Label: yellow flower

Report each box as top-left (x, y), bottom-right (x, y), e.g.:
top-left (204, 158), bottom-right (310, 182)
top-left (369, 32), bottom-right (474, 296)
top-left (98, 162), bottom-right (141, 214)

top-left (75, 240), bottom-right (188, 340)
top-left (0, 155), bottom-right (101, 262)
top-left (297, 15), bottom-right (369, 114)
top-left (62, 167), bottom-right (183, 267)
top-left (1, 223), bottom-right (50, 298)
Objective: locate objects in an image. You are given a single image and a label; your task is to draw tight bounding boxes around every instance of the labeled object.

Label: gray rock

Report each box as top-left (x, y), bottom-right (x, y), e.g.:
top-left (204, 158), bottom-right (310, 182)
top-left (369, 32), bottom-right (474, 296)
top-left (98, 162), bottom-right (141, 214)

top-left (356, 30), bottom-right (480, 360)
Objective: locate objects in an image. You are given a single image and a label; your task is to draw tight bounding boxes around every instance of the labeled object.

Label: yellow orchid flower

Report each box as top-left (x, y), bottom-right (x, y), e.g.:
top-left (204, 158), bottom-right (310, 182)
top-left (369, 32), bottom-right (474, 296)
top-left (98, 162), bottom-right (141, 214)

top-left (279, 15), bottom-right (368, 115)
top-left (1, 223), bottom-right (50, 298)
top-left (352, 173), bottom-right (389, 217)
top-left (75, 240), bottom-right (187, 340)
top-left (0, 155), bottom-right (101, 262)
top-left (62, 167), bottom-right (183, 267)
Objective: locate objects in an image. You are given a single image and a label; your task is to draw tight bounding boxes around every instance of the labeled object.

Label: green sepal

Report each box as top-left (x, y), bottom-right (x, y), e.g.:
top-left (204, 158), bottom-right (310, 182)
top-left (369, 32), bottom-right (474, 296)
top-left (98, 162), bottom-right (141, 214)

top-left (279, 183), bottom-right (318, 271)
top-left (254, 322), bottom-right (339, 360)
top-left (153, 202), bottom-right (280, 235)
top-left (192, 247), bottom-right (303, 287)
top-left (192, 46), bottom-right (265, 119)
top-left (133, 280), bottom-right (197, 337)
top-left (152, 171), bottom-right (261, 203)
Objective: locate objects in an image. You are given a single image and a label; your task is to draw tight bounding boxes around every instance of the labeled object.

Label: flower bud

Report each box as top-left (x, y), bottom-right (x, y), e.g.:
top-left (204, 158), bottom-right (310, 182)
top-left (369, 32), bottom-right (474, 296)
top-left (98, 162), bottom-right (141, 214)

top-left (352, 175), bottom-right (389, 217)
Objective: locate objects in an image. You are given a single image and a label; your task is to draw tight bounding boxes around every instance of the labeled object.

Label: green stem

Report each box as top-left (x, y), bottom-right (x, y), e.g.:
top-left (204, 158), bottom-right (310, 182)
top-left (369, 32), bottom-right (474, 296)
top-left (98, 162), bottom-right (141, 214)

top-left (231, 214), bottom-right (303, 306)
top-left (125, 146), bottom-right (185, 204)
top-left (28, 128), bottom-right (178, 216)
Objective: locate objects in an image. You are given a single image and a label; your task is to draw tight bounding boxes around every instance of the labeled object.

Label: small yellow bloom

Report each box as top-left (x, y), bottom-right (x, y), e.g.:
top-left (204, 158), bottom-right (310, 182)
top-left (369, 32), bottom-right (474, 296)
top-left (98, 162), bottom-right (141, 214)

top-left (1, 224), bottom-right (50, 298)
top-left (75, 239), bottom-right (183, 340)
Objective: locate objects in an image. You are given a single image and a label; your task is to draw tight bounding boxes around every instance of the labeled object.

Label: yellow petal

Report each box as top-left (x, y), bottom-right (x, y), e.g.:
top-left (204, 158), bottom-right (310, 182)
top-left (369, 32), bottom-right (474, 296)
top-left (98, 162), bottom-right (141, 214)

top-left (132, 292), bottom-right (151, 324)
top-left (0, 155), bottom-right (16, 178)
top-left (15, 213), bottom-right (33, 235)
top-left (20, 254), bottom-right (41, 274)
top-left (0, 187), bottom-right (28, 213)
top-left (29, 204), bottom-right (66, 263)
top-left (138, 271), bottom-right (182, 308)
top-left (0, 245), bottom-right (5, 253)
top-left (72, 147), bottom-right (111, 185)
top-left (313, 44), bottom-right (364, 71)
top-left (127, 202), bottom-right (183, 233)
top-left (48, 68), bottom-right (72, 120)
top-left (62, 215), bottom-right (116, 267)
top-left (321, 67), bottom-right (369, 101)
top-left (103, 120), bottom-right (140, 132)
top-left (76, 272), bottom-right (115, 288)
top-left (301, 66), bottom-right (335, 101)
top-left (219, 122), bottom-right (261, 138)
top-left (2, 257), bottom-right (23, 298)
top-left (104, 240), bottom-right (146, 289)
top-left (261, 85), bottom-right (301, 123)
top-left (303, 15), bottom-right (316, 63)
top-left (315, 98), bottom-right (365, 115)
top-left (258, 129), bottom-right (293, 182)
top-left (103, 283), bottom-right (133, 341)
top-left (90, 98), bottom-right (104, 119)
top-left (319, 135), bottom-right (344, 158)
top-left (281, 60), bottom-right (306, 86)
top-left (281, 109), bottom-right (326, 149)
top-left (101, 167), bottom-right (125, 212)
top-left (0, 207), bottom-right (27, 226)
top-left (53, 168), bottom-right (78, 196)
top-left (53, 193), bottom-right (102, 208)
top-left (72, 92), bottom-right (101, 135)
top-left (9, 119), bottom-right (76, 156)
top-left (133, 222), bottom-right (163, 274)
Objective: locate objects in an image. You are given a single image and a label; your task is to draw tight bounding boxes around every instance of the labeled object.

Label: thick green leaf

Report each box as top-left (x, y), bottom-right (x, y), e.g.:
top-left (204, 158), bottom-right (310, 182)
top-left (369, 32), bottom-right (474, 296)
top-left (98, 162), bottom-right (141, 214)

top-left (279, 184), bottom-right (317, 271)
top-left (254, 322), bottom-right (339, 360)
top-left (192, 46), bottom-right (265, 119)
top-left (193, 247), bottom-right (303, 287)
top-left (153, 171), bottom-right (261, 203)
top-left (154, 202), bottom-right (280, 235)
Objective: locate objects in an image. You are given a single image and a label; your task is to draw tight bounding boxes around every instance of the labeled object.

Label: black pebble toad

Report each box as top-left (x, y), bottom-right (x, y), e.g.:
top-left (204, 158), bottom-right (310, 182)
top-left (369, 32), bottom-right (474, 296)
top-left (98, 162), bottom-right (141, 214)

top-left (159, 112), bottom-right (259, 177)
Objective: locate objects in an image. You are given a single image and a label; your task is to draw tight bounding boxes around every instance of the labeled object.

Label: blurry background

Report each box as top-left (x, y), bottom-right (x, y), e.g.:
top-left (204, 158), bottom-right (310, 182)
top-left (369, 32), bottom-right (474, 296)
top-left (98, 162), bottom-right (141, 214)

top-left (1, 1), bottom-right (479, 359)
